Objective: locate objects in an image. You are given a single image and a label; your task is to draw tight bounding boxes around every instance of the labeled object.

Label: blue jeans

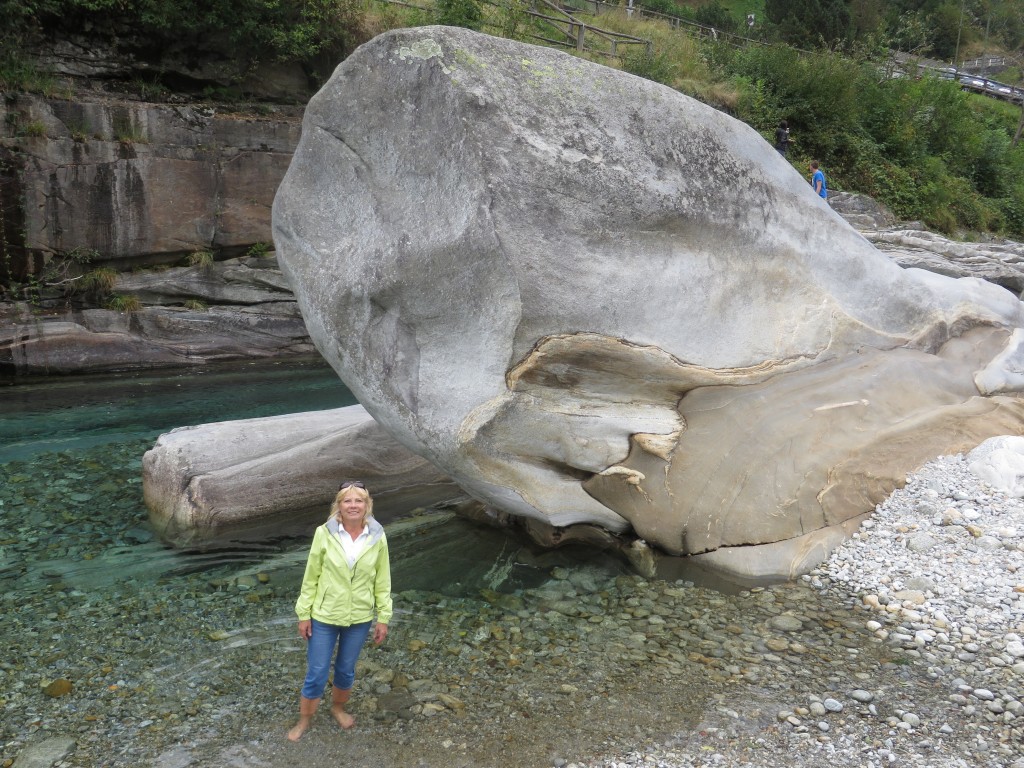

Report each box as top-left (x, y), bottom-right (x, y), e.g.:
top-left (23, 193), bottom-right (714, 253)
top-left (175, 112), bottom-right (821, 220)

top-left (300, 619), bottom-right (372, 699)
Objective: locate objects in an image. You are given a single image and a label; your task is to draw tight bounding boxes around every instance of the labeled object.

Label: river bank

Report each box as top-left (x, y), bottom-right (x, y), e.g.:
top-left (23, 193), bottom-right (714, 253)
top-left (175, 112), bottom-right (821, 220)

top-left (3, 440), bottom-right (1023, 768)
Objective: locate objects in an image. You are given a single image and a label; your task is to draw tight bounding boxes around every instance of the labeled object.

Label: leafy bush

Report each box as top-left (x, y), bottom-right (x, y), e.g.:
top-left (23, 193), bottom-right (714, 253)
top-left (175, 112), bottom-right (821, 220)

top-left (436, 0), bottom-right (483, 30)
top-left (245, 242), bottom-right (271, 258)
top-left (1, 0), bottom-right (364, 76)
top-left (694, 1), bottom-right (737, 33)
top-left (721, 41), bottom-right (1024, 237)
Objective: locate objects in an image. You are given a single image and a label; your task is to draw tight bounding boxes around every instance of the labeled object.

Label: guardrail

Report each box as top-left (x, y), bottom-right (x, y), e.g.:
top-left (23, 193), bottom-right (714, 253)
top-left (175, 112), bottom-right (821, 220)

top-left (886, 52), bottom-right (1022, 105)
top-left (959, 55), bottom-right (1007, 71)
top-left (921, 63), bottom-right (1023, 104)
top-left (374, 0), bottom-right (651, 60)
top-left (524, 0), bottom-right (651, 57)
top-left (561, 0), bottom-right (760, 49)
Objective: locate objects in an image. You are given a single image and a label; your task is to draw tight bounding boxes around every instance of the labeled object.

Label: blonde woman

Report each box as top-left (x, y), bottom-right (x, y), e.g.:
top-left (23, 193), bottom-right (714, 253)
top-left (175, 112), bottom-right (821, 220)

top-left (288, 481), bottom-right (392, 741)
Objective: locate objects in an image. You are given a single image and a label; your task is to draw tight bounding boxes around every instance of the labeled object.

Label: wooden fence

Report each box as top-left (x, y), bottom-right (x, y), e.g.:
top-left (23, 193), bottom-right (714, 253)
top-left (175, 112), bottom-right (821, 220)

top-left (376, 0), bottom-right (651, 60)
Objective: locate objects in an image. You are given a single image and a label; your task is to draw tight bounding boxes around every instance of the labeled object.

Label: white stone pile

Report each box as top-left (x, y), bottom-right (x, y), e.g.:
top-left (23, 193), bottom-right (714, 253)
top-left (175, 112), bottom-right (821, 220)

top-left (576, 436), bottom-right (1024, 768)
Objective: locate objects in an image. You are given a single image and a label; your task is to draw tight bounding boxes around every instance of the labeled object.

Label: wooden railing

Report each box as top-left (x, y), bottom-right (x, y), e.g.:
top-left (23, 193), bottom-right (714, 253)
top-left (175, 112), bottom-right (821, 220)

top-left (374, 0), bottom-right (651, 60)
top-left (521, 0), bottom-right (651, 58)
top-left (560, 0), bottom-right (762, 49)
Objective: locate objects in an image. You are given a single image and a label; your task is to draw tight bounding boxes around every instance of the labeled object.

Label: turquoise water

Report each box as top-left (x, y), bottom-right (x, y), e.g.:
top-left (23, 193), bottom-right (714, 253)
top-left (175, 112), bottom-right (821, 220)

top-left (0, 357), bottom-right (359, 595)
top-left (0, 357), bottom-right (358, 463)
top-left (0, 356), bottom-right (607, 595)
top-left (0, 357), bottom-right (675, 767)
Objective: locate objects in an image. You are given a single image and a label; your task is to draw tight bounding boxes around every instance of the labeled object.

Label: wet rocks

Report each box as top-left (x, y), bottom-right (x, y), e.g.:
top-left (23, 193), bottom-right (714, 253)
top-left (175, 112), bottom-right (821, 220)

top-left (4, 430), bottom-right (1024, 767)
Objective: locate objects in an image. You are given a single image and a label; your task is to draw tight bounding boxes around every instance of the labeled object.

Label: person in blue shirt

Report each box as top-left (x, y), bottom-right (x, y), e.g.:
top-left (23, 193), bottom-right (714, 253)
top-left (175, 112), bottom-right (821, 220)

top-left (810, 161), bottom-right (827, 201)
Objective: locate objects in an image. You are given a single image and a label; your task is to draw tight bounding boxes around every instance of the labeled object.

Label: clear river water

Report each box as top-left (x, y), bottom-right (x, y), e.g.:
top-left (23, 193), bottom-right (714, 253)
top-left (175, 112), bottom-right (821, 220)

top-left (0, 357), bottom-right (640, 766)
top-left (4, 357), bottom-right (1006, 768)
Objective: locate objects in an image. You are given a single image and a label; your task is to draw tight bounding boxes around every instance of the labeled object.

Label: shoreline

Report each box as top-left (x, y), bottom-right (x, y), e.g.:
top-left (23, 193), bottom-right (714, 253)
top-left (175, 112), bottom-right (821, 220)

top-left (2, 448), bottom-right (1023, 768)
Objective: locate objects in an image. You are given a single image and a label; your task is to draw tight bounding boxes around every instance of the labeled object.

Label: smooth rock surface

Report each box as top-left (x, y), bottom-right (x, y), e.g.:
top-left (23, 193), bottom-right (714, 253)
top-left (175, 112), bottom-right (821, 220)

top-left (273, 26), bottom-right (1024, 580)
top-left (143, 404), bottom-right (465, 545)
top-left (11, 737), bottom-right (76, 768)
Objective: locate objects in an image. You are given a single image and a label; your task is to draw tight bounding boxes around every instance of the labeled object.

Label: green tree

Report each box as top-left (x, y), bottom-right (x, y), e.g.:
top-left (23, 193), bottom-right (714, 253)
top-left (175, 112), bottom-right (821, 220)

top-left (764, 0), bottom-right (853, 47)
top-left (694, 1), bottom-right (737, 33)
top-left (436, 0), bottom-right (483, 30)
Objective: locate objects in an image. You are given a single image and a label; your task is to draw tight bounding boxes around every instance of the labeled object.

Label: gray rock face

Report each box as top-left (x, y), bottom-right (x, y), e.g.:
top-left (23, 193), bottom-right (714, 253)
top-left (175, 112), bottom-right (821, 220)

top-left (272, 27), bottom-right (1024, 580)
top-left (144, 405), bottom-right (464, 546)
top-left (831, 193), bottom-right (1024, 295)
top-left (0, 256), bottom-right (311, 376)
top-left (1, 90), bottom-right (300, 267)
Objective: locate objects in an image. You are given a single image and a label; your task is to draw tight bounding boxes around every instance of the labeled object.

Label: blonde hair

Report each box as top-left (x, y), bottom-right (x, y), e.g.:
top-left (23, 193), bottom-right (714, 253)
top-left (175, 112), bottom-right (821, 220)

top-left (329, 484), bottom-right (373, 523)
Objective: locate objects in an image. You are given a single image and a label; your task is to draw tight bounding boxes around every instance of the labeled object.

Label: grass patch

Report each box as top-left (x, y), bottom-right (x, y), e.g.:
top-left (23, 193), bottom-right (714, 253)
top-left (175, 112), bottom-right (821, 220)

top-left (18, 119), bottom-right (47, 137)
top-left (105, 294), bottom-right (143, 313)
top-left (245, 242), bottom-right (271, 258)
top-left (78, 267), bottom-right (118, 295)
top-left (113, 117), bottom-right (147, 145)
top-left (188, 250), bottom-right (215, 268)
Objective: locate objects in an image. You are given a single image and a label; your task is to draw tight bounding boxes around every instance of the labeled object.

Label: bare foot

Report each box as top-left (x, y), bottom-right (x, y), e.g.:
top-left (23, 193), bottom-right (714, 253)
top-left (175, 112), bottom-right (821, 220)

top-left (287, 718), bottom-right (311, 741)
top-left (331, 708), bottom-right (355, 729)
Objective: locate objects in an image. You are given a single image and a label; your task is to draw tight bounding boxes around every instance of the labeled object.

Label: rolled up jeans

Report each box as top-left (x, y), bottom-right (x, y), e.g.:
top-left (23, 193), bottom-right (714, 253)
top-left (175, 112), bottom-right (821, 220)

top-left (301, 618), bottom-right (372, 698)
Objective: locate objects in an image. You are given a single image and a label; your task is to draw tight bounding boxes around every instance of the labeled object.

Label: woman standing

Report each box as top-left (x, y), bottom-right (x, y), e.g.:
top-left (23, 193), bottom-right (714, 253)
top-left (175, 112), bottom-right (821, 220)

top-left (288, 481), bottom-right (392, 741)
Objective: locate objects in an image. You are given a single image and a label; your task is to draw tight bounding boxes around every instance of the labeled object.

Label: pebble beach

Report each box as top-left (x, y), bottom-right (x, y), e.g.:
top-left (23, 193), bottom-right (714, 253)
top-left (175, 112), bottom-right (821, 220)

top-left (3, 442), bottom-right (1024, 768)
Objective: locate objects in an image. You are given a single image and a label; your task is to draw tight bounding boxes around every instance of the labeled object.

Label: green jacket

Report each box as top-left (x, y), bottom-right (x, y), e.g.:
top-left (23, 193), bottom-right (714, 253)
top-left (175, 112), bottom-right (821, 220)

top-left (295, 517), bottom-right (393, 626)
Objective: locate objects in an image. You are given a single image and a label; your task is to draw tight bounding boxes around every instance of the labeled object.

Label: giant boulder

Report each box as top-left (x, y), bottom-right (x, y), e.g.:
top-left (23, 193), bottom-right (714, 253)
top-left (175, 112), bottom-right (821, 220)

top-left (272, 26), bottom-right (1024, 581)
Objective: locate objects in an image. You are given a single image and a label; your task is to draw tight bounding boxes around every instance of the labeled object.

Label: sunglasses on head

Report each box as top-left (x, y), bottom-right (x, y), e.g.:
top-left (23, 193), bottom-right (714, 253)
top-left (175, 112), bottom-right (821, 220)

top-left (338, 480), bottom-right (365, 491)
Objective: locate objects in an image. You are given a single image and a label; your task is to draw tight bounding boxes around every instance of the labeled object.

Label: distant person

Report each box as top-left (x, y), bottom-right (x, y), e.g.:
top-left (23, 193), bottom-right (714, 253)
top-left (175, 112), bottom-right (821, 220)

top-left (774, 120), bottom-right (791, 156)
top-left (809, 161), bottom-right (827, 202)
top-left (287, 480), bottom-right (392, 741)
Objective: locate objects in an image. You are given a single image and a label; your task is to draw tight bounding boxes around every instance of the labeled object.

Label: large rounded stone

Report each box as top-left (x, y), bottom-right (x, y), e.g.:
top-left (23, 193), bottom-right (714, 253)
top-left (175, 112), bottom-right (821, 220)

top-left (272, 26), bottom-right (1024, 580)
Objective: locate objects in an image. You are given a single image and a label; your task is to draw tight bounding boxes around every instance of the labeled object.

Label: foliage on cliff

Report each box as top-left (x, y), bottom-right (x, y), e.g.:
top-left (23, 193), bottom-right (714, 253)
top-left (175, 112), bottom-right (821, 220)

top-left (761, 0), bottom-right (1022, 55)
top-left (2, 0), bottom-right (1023, 240)
top-left (1, 0), bottom-right (363, 71)
top-left (717, 43), bottom-right (1024, 236)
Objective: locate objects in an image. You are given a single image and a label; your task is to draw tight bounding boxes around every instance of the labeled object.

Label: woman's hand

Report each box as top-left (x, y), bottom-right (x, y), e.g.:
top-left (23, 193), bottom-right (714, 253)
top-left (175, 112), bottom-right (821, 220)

top-left (297, 619), bottom-right (312, 640)
top-left (373, 623), bottom-right (388, 645)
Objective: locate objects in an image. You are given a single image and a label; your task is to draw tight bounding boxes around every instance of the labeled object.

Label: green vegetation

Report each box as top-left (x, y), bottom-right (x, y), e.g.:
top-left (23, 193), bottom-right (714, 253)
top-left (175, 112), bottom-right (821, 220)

top-left (105, 294), bottom-right (142, 313)
top-left (78, 266), bottom-right (117, 295)
top-left (1, 0), bottom-right (366, 73)
top-left (245, 242), bottom-right (271, 258)
top-left (184, 298), bottom-right (207, 311)
top-left (4, 247), bottom-right (97, 306)
top-left (188, 250), bottom-right (215, 269)
top-left (67, 119), bottom-right (90, 142)
top-left (18, 119), bottom-right (47, 137)
top-left (112, 117), bottom-right (147, 145)
top-left (717, 42), bottom-right (1024, 234)
top-left (437, 0), bottom-right (483, 30)
top-left (0, 0), bottom-right (1022, 243)
top-left (762, 0), bottom-right (1023, 55)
